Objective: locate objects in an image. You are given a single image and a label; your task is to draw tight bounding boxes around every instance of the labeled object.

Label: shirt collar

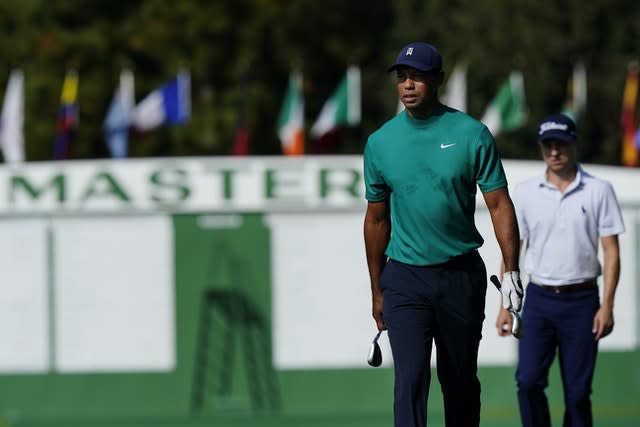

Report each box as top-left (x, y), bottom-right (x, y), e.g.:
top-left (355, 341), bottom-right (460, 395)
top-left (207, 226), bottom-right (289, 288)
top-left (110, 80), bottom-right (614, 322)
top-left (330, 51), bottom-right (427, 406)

top-left (536, 163), bottom-right (583, 193)
top-left (403, 102), bottom-right (446, 127)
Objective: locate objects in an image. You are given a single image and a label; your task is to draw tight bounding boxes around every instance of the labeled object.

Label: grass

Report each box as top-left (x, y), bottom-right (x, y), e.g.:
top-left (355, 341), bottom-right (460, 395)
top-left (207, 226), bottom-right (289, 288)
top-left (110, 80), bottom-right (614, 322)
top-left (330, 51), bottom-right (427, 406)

top-left (4, 351), bottom-right (639, 427)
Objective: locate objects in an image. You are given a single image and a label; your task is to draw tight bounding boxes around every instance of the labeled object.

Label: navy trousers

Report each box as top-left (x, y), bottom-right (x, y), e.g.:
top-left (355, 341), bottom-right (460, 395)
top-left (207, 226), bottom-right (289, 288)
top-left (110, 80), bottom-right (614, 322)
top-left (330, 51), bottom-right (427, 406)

top-left (516, 282), bottom-right (599, 427)
top-left (380, 252), bottom-right (487, 427)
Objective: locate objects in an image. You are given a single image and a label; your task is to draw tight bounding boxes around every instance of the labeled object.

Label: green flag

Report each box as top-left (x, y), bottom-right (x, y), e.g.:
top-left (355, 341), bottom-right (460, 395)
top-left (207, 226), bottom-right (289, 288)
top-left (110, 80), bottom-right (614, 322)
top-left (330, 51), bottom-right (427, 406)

top-left (481, 71), bottom-right (527, 136)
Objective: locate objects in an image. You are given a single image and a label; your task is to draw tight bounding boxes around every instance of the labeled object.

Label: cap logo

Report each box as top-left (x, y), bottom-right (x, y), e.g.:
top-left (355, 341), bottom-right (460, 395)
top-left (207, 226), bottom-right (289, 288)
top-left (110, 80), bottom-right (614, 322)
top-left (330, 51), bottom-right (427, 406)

top-left (539, 121), bottom-right (568, 134)
top-left (406, 47), bottom-right (414, 56)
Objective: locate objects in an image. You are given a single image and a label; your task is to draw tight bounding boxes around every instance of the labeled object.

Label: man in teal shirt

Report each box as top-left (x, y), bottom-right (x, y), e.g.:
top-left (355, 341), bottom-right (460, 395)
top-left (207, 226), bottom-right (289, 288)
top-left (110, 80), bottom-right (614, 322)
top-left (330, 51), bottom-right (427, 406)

top-left (363, 42), bottom-right (522, 427)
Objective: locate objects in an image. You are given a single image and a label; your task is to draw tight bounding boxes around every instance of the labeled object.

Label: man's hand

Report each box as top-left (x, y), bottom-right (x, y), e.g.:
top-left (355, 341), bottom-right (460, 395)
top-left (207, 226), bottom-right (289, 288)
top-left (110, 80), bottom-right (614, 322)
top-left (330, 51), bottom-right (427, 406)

top-left (496, 307), bottom-right (513, 337)
top-left (372, 289), bottom-right (385, 331)
top-left (592, 303), bottom-right (614, 340)
top-left (501, 271), bottom-right (524, 312)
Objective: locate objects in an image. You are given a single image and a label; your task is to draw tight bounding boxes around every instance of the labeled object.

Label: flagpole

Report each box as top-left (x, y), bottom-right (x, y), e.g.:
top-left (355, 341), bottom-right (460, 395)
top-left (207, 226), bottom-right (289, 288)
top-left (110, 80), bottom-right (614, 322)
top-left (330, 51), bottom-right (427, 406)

top-left (47, 221), bottom-right (57, 373)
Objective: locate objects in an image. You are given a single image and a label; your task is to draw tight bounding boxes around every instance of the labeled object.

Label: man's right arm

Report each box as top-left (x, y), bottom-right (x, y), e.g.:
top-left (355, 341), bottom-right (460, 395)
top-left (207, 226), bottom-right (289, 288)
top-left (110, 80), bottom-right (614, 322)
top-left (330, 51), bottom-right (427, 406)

top-left (364, 200), bottom-right (391, 331)
top-left (495, 243), bottom-right (524, 336)
top-left (483, 187), bottom-right (524, 312)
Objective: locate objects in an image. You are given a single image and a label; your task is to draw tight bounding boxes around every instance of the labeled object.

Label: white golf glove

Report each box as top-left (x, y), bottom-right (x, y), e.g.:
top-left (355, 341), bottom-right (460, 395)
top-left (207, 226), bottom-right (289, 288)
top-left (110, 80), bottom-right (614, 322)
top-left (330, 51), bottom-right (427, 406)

top-left (501, 271), bottom-right (524, 312)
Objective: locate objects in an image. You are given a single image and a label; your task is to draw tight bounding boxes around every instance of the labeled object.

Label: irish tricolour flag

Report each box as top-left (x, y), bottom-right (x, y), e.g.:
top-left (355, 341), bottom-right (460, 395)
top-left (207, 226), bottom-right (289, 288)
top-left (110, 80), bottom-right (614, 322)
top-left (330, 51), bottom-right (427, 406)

top-left (310, 66), bottom-right (361, 139)
top-left (277, 72), bottom-right (305, 156)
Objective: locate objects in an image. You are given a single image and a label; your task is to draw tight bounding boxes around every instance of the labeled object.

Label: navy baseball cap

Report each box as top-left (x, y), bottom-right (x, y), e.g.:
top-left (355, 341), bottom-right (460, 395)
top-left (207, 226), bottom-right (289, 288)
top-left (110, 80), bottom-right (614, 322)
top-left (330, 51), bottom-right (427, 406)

top-left (387, 42), bottom-right (443, 73)
top-left (537, 114), bottom-right (577, 143)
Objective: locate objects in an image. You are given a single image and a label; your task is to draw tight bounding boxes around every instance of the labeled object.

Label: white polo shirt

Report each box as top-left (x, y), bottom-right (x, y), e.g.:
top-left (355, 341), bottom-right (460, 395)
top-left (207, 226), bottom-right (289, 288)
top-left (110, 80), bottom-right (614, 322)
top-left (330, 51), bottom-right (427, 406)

top-left (512, 165), bottom-right (625, 286)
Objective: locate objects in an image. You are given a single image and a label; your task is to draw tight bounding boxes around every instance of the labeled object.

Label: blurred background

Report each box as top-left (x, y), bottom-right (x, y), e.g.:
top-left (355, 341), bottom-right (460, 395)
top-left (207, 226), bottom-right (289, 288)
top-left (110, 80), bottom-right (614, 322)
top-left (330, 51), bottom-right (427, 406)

top-left (0, 1), bottom-right (639, 427)
top-left (0, 0), bottom-right (639, 163)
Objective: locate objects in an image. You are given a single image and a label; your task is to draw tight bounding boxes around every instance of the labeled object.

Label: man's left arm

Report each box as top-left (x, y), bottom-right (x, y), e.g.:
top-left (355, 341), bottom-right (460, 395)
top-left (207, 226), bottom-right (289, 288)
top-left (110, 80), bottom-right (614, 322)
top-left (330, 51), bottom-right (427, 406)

top-left (593, 234), bottom-right (621, 340)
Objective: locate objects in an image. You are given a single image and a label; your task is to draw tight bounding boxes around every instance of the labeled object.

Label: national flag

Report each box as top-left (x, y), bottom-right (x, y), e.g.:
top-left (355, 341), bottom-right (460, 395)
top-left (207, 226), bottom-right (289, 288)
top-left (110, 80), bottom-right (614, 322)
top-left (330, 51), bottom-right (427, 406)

top-left (232, 125), bottom-right (250, 156)
top-left (562, 61), bottom-right (587, 122)
top-left (131, 71), bottom-right (190, 131)
top-left (277, 71), bottom-right (305, 156)
top-left (53, 70), bottom-right (79, 160)
top-left (0, 69), bottom-right (25, 164)
top-left (441, 65), bottom-right (467, 112)
top-left (232, 76), bottom-right (251, 156)
top-left (310, 66), bottom-right (361, 139)
top-left (621, 63), bottom-right (639, 167)
top-left (103, 69), bottom-right (134, 158)
top-left (481, 71), bottom-right (527, 136)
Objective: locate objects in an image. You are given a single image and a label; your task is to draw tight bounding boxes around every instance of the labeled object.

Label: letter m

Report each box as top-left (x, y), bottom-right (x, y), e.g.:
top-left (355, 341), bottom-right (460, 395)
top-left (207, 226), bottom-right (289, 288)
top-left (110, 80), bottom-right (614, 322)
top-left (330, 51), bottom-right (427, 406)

top-left (11, 174), bottom-right (66, 204)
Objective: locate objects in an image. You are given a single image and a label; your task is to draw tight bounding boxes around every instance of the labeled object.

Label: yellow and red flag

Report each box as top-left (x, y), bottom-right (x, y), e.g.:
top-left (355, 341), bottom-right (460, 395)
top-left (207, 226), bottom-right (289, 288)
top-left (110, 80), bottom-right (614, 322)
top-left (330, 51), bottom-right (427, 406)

top-left (621, 62), bottom-right (639, 167)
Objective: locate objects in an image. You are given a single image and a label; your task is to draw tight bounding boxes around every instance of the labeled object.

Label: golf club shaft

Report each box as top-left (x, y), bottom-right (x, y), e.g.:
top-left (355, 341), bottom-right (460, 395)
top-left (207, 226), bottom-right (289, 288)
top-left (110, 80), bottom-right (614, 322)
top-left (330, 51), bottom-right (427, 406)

top-left (489, 274), bottom-right (502, 291)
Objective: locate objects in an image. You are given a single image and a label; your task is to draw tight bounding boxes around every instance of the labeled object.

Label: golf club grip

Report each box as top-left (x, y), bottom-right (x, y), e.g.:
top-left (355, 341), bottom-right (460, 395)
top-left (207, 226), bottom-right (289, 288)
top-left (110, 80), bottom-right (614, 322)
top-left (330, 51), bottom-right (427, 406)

top-left (489, 274), bottom-right (502, 291)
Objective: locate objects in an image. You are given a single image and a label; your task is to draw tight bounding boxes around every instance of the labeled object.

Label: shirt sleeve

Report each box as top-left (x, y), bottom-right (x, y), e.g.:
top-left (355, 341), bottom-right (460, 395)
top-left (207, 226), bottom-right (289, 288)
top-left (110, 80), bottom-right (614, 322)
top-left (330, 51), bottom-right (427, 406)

top-left (363, 140), bottom-right (390, 202)
top-left (474, 127), bottom-right (508, 193)
top-left (598, 181), bottom-right (625, 236)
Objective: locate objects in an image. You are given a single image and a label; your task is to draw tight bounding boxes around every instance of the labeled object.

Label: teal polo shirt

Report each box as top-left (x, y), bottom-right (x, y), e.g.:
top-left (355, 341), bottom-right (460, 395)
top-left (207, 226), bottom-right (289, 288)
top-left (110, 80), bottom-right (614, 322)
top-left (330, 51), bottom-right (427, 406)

top-left (364, 104), bottom-right (507, 266)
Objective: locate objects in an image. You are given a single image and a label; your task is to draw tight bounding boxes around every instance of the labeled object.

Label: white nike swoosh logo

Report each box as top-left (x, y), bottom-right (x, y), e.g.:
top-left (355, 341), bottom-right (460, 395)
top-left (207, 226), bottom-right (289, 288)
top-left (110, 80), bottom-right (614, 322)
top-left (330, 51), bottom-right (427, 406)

top-left (440, 143), bottom-right (456, 149)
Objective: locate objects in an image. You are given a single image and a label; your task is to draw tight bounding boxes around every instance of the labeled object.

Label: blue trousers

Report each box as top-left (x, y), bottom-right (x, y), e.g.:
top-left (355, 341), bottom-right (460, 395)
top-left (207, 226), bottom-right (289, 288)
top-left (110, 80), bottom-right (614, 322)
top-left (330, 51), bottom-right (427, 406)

top-left (516, 282), bottom-right (599, 427)
top-left (380, 252), bottom-right (487, 427)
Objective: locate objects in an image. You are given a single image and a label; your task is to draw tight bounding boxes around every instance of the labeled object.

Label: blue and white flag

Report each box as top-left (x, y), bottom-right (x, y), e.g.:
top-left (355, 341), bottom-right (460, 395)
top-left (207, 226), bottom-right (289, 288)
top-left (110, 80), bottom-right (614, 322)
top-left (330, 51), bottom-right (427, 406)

top-left (131, 71), bottom-right (190, 131)
top-left (103, 69), bottom-right (134, 158)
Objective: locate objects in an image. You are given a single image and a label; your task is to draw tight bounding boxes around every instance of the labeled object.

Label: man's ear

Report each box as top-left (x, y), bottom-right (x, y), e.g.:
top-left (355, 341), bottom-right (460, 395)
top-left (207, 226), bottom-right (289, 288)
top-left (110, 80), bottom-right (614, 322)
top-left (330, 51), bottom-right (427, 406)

top-left (435, 70), bottom-right (445, 87)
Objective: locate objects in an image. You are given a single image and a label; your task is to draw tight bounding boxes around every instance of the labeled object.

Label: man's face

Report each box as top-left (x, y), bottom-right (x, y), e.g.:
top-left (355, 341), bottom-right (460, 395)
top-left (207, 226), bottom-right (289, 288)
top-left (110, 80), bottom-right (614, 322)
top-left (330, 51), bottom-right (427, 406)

top-left (395, 66), bottom-right (442, 116)
top-left (539, 139), bottom-right (576, 172)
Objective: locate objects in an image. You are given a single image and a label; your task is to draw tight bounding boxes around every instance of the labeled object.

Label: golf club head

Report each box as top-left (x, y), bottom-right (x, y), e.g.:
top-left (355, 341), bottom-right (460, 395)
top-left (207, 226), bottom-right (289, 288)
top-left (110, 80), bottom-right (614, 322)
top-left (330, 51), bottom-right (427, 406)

top-left (367, 330), bottom-right (383, 367)
top-left (511, 311), bottom-right (523, 339)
